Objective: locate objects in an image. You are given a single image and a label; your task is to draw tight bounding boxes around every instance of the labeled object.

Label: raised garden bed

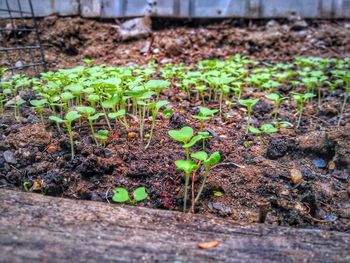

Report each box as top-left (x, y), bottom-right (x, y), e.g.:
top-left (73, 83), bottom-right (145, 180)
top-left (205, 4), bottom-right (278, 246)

top-left (1, 52), bottom-right (350, 233)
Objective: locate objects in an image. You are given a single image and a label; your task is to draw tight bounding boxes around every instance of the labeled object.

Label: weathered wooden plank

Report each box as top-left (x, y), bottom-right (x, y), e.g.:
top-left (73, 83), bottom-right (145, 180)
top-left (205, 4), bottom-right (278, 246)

top-left (0, 189), bottom-right (349, 262)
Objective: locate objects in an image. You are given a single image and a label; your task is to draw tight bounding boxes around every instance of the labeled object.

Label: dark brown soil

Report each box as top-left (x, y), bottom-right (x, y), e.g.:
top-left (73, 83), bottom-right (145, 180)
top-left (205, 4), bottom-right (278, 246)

top-left (0, 17), bottom-right (350, 232)
top-left (1, 17), bottom-right (350, 70)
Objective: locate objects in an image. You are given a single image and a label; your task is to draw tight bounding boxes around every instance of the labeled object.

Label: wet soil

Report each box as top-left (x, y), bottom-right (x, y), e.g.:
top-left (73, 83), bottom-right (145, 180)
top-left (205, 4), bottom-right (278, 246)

top-left (0, 17), bottom-right (350, 232)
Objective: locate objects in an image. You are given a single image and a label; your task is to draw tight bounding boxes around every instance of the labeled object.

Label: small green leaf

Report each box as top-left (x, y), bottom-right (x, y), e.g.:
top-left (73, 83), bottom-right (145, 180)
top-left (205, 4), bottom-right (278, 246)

top-left (112, 187), bottom-right (129, 203)
top-left (76, 106), bottom-right (95, 116)
top-left (30, 99), bottom-right (47, 107)
top-left (133, 187), bottom-right (148, 202)
top-left (146, 79), bottom-right (170, 90)
top-left (261, 124), bottom-right (278, 134)
top-left (183, 135), bottom-right (203, 149)
top-left (155, 100), bottom-right (169, 111)
top-left (199, 107), bottom-right (218, 116)
top-left (214, 191), bottom-right (223, 197)
top-left (175, 160), bottom-right (199, 175)
top-left (108, 109), bottom-right (126, 119)
top-left (249, 126), bottom-right (261, 134)
top-left (65, 111), bottom-right (81, 122)
top-left (88, 113), bottom-right (104, 121)
top-left (238, 99), bottom-right (259, 108)
top-left (198, 131), bottom-right (210, 139)
top-left (163, 108), bottom-right (173, 118)
top-left (61, 92), bottom-right (75, 101)
top-left (191, 151), bottom-right (208, 161)
top-left (265, 93), bottom-right (280, 102)
top-left (49, 115), bottom-right (64, 123)
top-left (204, 151), bottom-right (221, 166)
top-left (168, 126), bottom-right (193, 143)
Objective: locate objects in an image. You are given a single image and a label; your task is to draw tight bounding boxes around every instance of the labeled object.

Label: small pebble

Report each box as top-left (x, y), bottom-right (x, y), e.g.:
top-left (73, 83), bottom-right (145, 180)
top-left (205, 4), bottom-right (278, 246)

top-left (127, 132), bottom-right (137, 138)
top-left (290, 169), bottom-right (303, 184)
top-left (324, 214), bottom-right (337, 222)
top-left (27, 114), bottom-right (39, 124)
top-left (3, 150), bottom-right (17, 164)
top-left (104, 149), bottom-right (113, 158)
top-left (328, 160), bottom-right (336, 170)
top-left (313, 159), bottom-right (327, 169)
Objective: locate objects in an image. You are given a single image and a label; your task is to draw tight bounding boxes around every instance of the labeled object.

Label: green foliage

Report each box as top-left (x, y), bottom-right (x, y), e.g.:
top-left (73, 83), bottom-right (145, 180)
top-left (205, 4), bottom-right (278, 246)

top-left (192, 107), bottom-right (218, 131)
top-left (292, 92), bottom-right (315, 128)
top-left (249, 123), bottom-right (278, 152)
top-left (49, 111), bottom-right (81, 159)
top-left (239, 98), bottom-right (260, 134)
top-left (112, 186), bottom-right (148, 205)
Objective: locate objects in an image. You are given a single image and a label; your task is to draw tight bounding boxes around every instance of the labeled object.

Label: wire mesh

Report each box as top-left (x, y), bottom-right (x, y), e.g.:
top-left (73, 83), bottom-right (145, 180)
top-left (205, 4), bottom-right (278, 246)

top-left (0, 0), bottom-right (46, 77)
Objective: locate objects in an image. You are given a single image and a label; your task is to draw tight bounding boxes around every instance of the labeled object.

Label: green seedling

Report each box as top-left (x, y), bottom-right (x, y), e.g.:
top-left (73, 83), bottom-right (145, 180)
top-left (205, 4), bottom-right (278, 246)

top-left (30, 99), bottom-right (47, 125)
top-left (195, 85), bottom-right (207, 104)
top-left (101, 95), bottom-right (119, 129)
top-left (108, 109), bottom-right (127, 128)
top-left (175, 159), bottom-right (199, 212)
top-left (292, 93), bottom-right (315, 128)
top-left (23, 181), bottom-right (30, 192)
top-left (191, 151), bottom-right (221, 204)
top-left (249, 124), bottom-right (278, 152)
top-left (112, 186), bottom-right (148, 205)
top-left (145, 79), bottom-right (170, 100)
top-left (272, 120), bottom-right (293, 129)
top-left (168, 126), bottom-right (205, 161)
top-left (337, 73), bottom-right (350, 126)
top-left (76, 106), bottom-right (103, 145)
top-left (265, 93), bottom-right (288, 118)
top-left (168, 126), bottom-right (194, 159)
top-left (49, 111), bottom-right (81, 159)
top-left (145, 100), bottom-right (169, 149)
top-left (192, 107), bottom-right (218, 131)
top-left (198, 131), bottom-right (210, 150)
top-left (95, 129), bottom-right (109, 147)
top-left (238, 99), bottom-right (259, 134)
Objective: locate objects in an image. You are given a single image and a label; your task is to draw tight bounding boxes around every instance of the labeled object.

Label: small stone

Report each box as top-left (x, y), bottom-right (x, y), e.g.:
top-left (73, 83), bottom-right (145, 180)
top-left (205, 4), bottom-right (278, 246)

top-left (127, 132), bottom-right (137, 139)
top-left (290, 169), bottom-right (303, 184)
top-left (324, 214), bottom-right (337, 222)
top-left (209, 201), bottom-right (232, 216)
top-left (266, 20), bottom-right (280, 29)
top-left (104, 149), bottom-right (112, 158)
top-left (290, 20), bottom-right (308, 31)
top-left (313, 159), bottom-right (327, 169)
top-left (3, 150), bottom-right (17, 164)
top-left (328, 161), bottom-right (336, 170)
top-left (27, 114), bottom-right (39, 124)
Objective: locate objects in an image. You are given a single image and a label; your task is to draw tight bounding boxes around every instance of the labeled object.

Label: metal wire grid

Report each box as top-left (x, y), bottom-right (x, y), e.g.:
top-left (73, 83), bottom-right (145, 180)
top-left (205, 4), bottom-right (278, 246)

top-left (0, 0), bottom-right (46, 76)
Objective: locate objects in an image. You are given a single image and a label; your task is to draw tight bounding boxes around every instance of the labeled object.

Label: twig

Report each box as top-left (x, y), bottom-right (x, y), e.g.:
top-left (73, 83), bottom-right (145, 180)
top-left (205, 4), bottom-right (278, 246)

top-left (105, 187), bottom-right (111, 204)
top-left (214, 162), bottom-right (245, 169)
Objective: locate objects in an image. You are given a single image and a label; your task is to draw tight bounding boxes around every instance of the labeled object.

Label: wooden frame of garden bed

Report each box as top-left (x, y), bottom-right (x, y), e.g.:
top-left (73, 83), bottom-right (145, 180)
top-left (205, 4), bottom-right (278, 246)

top-left (0, 189), bottom-right (349, 262)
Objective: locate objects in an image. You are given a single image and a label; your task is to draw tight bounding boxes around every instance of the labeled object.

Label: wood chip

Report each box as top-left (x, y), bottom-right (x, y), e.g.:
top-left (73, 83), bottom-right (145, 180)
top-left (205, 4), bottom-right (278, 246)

top-left (198, 240), bottom-right (220, 249)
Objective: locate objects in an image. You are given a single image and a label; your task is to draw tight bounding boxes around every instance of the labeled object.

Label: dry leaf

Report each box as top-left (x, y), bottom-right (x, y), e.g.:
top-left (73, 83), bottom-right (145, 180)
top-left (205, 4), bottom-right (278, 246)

top-left (198, 240), bottom-right (220, 249)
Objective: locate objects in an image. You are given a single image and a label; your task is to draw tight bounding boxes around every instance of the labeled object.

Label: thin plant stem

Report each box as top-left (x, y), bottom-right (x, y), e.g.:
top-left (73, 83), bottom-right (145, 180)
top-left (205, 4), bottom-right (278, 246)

top-left (191, 170), bottom-right (195, 213)
top-left (195, 166), bottom-right (209, 203)
top-left (183, 174), bottom-right (189, 212)
top-left (145, 111), bottom-right (156, 149)
top-left (338, 89), bottom-right (349, 126)
top-left (67, 125), bottom-right (75, 160)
